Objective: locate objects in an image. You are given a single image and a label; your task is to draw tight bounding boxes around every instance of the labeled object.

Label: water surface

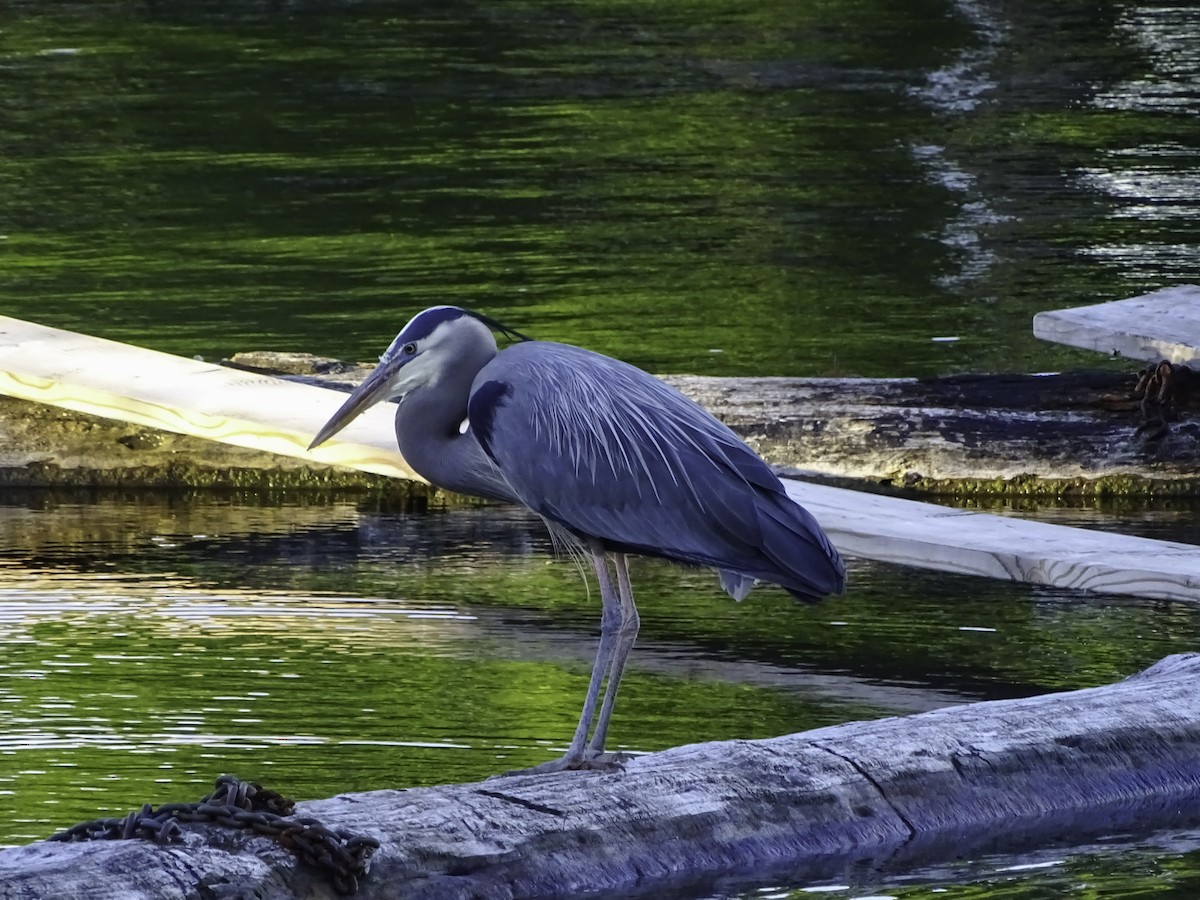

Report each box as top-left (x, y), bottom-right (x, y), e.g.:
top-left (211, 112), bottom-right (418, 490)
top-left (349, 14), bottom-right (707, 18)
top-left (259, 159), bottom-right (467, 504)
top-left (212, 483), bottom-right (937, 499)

top-left (3, 1), bottom-right (1200, 896)
top-left (3, 490), bottom-right (1200, 899)
top-left (2, 1), bottom-right (1197, 376)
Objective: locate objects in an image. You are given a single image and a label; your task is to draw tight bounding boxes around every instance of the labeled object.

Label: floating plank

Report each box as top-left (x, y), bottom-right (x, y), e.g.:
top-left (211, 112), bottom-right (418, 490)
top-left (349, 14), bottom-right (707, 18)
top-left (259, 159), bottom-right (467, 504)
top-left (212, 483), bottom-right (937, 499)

top-left (787, 481), bottom-right (1200, 603)
top-left (1033, 283), bottom-right (1200, 364)
top-left (0, 315), bottom-right (1198, 602)
top-left (0, 316), bottom-right (417, 481)
top-left (2, 653), bottom-right (1199, 899)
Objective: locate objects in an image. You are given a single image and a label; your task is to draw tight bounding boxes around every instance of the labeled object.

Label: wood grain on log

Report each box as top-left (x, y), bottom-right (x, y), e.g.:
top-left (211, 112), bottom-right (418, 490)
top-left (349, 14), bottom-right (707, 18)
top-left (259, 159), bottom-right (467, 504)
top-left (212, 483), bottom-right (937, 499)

top-left (1, 655), bottom-right (1198, 900)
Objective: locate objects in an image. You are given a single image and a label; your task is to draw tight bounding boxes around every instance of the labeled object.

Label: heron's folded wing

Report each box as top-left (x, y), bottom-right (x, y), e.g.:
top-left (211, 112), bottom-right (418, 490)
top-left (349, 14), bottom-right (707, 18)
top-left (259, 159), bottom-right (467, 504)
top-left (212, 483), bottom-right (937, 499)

top-left (468, 342), bottom-right (842, 596)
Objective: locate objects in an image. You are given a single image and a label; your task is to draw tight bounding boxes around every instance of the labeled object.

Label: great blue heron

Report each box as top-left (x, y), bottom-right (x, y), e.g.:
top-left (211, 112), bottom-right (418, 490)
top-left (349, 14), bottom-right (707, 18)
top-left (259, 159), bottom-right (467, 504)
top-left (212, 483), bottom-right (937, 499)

top-left (309, 306), bottom-right (845, 773)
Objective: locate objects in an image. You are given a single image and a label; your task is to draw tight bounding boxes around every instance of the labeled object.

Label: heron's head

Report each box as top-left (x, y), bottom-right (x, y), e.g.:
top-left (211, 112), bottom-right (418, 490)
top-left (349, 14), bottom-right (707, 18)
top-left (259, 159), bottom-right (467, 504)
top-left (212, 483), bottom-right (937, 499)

top-left (308, 305), bottom-right (528, 450)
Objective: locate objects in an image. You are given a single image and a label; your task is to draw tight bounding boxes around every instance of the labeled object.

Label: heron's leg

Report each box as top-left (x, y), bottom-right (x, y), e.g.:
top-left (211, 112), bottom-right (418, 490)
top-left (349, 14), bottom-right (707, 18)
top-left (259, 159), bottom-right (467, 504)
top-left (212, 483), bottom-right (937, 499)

top-left (587, 552), bottom-right (640, 754)
top-left (492, 543), bottom-right (630, 777)
top-left (558, 543), bottom-right (623, 763)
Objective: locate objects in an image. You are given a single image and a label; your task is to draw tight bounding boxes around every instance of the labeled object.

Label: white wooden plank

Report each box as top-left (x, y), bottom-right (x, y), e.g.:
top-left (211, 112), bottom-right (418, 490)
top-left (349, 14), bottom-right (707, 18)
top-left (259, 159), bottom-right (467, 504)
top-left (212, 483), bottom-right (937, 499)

top-left (786, 481), bottom-right (1200, 603)
top-left (0, 315), bottom-right (1197, 603)
top-left (1032, 283), bottom-right (1200, 363)
top-left (0, 316), bottom-right (419, 481)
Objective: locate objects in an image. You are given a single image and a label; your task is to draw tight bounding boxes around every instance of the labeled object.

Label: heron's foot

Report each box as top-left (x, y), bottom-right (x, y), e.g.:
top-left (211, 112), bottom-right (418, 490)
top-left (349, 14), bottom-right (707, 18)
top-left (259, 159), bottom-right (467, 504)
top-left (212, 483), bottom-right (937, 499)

top-left (492, 749), bottom-right (631, 778)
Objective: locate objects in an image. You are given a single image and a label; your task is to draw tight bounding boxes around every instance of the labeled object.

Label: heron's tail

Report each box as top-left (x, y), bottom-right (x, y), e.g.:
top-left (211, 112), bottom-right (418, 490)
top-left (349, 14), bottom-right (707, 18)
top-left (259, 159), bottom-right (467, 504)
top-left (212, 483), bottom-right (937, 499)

top-left (774, 495), bottom-right (845, 598)
top-left (746, 493), bottom-right (845, 603)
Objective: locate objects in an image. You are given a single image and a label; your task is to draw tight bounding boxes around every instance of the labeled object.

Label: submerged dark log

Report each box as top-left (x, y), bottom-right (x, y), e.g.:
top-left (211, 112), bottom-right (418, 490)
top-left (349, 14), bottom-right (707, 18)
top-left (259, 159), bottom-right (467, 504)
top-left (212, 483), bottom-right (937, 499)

top-left (2, 654), bottom-right (1198, 900)
top-left (665, 370), bottom-right (1200, 492)
top-left (1, 344), bottom-right (1195, 493)
top-left (0, 348), bottom-right (1190, 496)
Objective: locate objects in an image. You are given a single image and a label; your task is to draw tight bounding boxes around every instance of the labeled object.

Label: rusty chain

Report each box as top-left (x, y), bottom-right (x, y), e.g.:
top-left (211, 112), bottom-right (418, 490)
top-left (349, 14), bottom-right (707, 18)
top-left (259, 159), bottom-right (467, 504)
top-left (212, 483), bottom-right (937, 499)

top-left (47, 775), bottom-right (379, 895)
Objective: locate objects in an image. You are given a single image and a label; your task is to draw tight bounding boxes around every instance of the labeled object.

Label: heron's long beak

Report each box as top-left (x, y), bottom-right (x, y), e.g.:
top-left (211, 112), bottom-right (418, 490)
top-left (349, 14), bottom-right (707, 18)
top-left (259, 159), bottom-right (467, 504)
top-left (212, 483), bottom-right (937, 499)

top-left (307, 357), bottom-right (400, 450)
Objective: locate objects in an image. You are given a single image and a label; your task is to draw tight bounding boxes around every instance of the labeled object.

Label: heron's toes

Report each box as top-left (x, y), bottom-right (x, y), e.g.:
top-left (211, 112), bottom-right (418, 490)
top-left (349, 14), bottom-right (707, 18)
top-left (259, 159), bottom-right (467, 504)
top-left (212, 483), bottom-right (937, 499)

top-left (491, 749), bottom-right (630, 778)
top-left (576, 749), bottom-right (632, 771)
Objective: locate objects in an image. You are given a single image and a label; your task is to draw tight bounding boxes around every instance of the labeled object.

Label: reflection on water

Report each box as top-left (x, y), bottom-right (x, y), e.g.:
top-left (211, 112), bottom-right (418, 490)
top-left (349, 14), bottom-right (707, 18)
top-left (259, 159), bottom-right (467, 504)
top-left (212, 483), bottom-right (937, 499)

top-left (738, 831), bottom-right (1200, 900)
top-left (1097, 5), bottom-right (1200, 113)
top-left (3, 490), bottom-right (1200, 899)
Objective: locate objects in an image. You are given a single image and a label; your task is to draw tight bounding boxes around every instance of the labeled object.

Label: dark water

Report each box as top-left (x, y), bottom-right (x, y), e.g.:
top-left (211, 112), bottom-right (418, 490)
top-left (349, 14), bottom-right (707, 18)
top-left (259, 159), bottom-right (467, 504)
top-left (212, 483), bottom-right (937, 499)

top-left (3, 1), bottom-right (1200, 896)
top-left (4, 490), bottom-right (1200, 900)
top-left (2, 1), bottom-right (1198, 377)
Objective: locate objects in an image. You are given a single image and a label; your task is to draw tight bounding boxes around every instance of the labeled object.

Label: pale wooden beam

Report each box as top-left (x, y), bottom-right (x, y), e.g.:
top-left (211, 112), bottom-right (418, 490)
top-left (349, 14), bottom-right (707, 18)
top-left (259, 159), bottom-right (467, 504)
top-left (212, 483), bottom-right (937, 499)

top-left (1033, 283), bottom-right (1200, 364)
top-left (0, 316), bottom-right (418, 481)
top-left (787, 481), bottom-right (1200, 603)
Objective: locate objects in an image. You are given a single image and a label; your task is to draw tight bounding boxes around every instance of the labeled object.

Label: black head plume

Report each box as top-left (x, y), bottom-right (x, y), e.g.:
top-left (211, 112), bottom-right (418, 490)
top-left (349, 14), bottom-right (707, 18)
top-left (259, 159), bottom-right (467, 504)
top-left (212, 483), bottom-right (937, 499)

top-left (463, 308), bottom-right (532, 343)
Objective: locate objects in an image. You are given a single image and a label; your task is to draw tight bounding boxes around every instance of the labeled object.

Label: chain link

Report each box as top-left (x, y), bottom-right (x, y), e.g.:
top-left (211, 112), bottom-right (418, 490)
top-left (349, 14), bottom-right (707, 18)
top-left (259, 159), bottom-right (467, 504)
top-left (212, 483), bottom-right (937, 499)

top-left (48, 775), bottom-right (379, 895)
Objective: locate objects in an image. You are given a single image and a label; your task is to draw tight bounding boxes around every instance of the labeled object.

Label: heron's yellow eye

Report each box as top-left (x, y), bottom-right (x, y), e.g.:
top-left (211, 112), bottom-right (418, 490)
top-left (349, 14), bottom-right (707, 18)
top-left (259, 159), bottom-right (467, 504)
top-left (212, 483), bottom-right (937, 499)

top-left (402, 342), bottom-right (417, 355)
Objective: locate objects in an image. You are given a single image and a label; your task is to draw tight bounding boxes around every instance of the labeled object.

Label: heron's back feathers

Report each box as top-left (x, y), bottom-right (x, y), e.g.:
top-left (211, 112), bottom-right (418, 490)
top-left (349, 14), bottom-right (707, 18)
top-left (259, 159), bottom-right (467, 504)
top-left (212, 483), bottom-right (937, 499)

top-left (467, 341), bottom-right (845, 601)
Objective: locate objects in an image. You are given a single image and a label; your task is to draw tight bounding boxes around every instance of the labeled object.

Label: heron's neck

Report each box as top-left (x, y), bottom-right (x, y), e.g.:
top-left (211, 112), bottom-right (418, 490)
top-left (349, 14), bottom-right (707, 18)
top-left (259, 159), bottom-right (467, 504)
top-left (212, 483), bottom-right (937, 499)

top-left (395, 363), bottom-right (517, 503)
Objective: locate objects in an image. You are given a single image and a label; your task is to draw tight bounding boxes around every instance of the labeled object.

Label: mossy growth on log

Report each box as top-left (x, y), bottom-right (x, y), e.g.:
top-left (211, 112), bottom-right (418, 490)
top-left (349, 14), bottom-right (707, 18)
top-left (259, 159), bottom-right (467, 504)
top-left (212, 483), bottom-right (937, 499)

top-left (902, 472), bottom-right (1200, 498)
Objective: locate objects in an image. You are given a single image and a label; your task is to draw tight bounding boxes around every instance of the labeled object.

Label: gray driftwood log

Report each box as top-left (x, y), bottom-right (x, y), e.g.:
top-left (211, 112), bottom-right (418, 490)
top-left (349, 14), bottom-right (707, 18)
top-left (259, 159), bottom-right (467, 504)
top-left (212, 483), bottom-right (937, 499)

top-left (2, 654), bottom-right (1198, 900)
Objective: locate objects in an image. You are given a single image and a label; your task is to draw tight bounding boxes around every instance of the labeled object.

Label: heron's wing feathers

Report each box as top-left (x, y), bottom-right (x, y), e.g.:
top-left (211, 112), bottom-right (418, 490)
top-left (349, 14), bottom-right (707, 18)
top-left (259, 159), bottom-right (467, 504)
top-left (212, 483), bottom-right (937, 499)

top-left (468, 342), bottom-right (844, 599)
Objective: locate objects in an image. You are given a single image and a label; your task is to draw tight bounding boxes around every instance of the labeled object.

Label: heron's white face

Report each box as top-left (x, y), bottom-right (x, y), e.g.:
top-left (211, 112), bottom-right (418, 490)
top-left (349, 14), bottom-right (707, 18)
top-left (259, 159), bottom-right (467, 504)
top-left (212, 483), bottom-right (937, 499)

top-left (373, 331), bottom-right (442, 400)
